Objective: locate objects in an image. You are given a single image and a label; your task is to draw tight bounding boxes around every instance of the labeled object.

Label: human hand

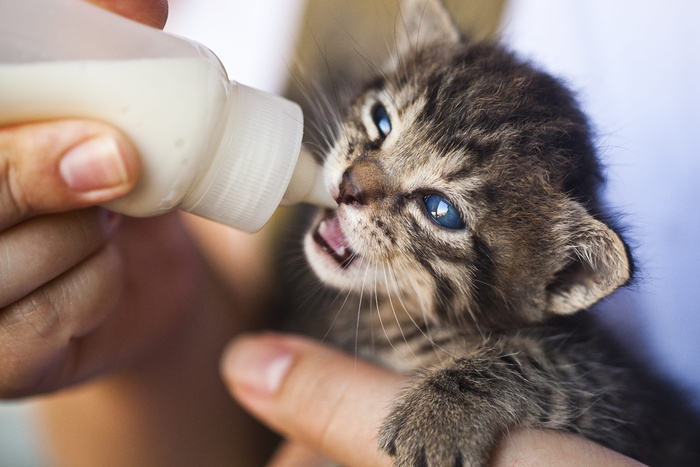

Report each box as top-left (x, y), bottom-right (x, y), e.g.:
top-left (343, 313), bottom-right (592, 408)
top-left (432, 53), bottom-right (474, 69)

top-left (0, 0), bottom-right (225, 400)
top-left (221, 334), bottom-right (647, 466)
top-left (86, 0), bottom-right (169, 29)
top-left (0, 0), bottom-right (218, 402)
top-left (1, 2), bottom-right (278, 464)
top-left (0, 119), bottom-right (211, 397)
top-left (1, 117), bottom-right (272, 464)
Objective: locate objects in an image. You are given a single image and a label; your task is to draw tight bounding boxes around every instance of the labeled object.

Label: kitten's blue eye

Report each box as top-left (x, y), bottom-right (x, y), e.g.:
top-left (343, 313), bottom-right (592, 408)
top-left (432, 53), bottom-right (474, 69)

top-left (423, 194), bottom-right (466, 230)
top-left (371, 103), bottom-right (392, 138)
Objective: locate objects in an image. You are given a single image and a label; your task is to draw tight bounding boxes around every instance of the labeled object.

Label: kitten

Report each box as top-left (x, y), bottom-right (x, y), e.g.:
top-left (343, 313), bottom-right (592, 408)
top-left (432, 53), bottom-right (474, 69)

top-left (282, 0), bottom-right (700, 465)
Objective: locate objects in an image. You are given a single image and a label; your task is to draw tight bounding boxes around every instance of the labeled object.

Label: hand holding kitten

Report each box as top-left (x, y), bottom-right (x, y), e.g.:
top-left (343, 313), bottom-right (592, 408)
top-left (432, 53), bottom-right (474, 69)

top-left (221, 334), bottom-right (644, 467)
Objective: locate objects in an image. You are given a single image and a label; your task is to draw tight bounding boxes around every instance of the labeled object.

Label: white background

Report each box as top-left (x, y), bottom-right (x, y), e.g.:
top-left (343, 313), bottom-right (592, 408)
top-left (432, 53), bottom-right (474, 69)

top-left (502, 0), bottom-right (700, 403)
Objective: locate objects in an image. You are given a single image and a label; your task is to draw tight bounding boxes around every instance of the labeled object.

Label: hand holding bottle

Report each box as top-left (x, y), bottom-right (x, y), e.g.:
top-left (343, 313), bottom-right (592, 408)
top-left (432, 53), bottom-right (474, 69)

top-left (0, 3), bottom-right (278, 463)
top-left (0, 119), bottom-right (211, 397)
top-left (1, 0), bottom-right (332, 233)
top-left (0, 0), bottom-right (330, 397)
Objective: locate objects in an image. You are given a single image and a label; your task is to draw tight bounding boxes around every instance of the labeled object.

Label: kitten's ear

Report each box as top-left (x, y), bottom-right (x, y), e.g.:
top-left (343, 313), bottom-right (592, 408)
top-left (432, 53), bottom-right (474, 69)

top-left (396, 0), bottom-right (461, 56)
top-left (545, 202), bottom-right (632, 315)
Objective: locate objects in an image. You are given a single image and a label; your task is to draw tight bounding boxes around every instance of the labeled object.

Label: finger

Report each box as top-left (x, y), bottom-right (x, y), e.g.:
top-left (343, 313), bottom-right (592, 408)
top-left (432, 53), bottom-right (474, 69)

top-left (0, 241), bottom-right (125, 397)
top-left (221, 334), bottom-right (405, 467)
top-left (86, 0), bottom-right (169, 28)
top-left (267, 441), bottom-right (328, 467)
top-left (0, 208), bottom-right (121, 308)
top-left (0, 120), bottom-right (140, 229)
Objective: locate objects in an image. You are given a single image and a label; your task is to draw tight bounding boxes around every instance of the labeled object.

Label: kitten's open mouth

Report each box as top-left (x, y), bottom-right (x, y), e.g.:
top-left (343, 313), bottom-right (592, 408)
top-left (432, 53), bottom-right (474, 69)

top-left (312, 210), bottom-right (355, 267)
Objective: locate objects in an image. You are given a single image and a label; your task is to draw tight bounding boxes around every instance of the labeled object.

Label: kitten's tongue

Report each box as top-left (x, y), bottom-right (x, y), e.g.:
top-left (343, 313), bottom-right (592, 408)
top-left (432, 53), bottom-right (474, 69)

top-left (314, 211), bottom-right (354, 266)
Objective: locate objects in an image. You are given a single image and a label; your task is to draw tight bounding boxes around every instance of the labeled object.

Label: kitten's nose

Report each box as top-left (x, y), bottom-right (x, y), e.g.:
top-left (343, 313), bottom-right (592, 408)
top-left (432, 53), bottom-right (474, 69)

top-left (336, 161), bottom-right (384, 206)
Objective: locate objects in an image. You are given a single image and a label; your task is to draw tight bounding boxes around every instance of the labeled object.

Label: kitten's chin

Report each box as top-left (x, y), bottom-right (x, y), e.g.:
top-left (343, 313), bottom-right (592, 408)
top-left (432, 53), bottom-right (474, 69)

top-left (305, 210), bottom-right (359, 287)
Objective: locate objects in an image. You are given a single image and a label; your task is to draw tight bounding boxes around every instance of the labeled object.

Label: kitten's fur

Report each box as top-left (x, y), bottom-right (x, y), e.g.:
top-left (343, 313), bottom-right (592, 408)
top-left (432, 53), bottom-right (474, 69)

top-left (281, 0), bottom-right (700, 465)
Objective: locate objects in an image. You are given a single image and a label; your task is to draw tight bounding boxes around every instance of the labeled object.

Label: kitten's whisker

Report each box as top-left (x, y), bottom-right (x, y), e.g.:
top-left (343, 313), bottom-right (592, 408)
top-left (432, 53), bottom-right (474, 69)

top-left (380, 261), bottom-right (419, 362)
top-left (278, 237), bottom-right (345, 329)
top-left (371, 262), bottom-right (400, 359)
top-left (388, 268), bottom-right (444, 361)
top-left (320, 287), bottom-right (355, 345)
top-left (288, 56), bottom-right (357, 163)
top-left (371, 262), bottom-right (381, 354)
top-left (386, 263), bottom-right (456, 361)
top-left (321, 255), bottom-right (367, 344)
top-left (354, 258), bottom-right (374, 361)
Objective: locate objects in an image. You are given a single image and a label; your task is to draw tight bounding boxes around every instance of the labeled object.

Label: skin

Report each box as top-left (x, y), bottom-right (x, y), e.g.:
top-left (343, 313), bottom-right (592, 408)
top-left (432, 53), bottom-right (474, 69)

top-left (87, 0), bottom-right (169, 29)
top-left (0, 1), bottom-right (647, 465)
top-left (222, 334), bottom-right (647, 467)
top-left (1, 1), bottom-right (273, 465)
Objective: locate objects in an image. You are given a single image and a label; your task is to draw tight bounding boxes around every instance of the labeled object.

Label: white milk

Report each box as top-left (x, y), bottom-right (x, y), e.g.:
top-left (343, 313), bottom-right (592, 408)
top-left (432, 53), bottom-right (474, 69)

top-left (0, 57), bottom-right (227, 214)
top-left (0, 57), bottom-right (333, 231)
top-left (0, 0), bottom-right (333, 232)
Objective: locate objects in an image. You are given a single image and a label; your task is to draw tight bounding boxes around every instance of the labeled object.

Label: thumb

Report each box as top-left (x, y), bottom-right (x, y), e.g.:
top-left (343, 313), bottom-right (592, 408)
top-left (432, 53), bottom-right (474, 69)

top-left (0, 119), bottom-right (140, 228)
top-left (220, 334), bottom-right (405, 467)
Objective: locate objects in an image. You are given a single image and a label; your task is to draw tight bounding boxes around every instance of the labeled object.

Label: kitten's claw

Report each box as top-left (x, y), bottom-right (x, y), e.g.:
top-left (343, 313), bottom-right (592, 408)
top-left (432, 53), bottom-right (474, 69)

top-left (378, 369), bottom-right (503, 467)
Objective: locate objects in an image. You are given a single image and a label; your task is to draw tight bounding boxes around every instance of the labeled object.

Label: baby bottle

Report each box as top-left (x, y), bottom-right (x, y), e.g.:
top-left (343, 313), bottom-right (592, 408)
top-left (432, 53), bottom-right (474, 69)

top-left (0, 0), bottom-right (334, 232)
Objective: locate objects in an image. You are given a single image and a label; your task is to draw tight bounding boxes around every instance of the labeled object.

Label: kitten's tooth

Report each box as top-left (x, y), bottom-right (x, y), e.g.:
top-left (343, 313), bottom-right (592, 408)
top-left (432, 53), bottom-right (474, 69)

top-left (336, 246), bottom-right (346, 257)
top-left (318, 220), bottom-right (328, 236)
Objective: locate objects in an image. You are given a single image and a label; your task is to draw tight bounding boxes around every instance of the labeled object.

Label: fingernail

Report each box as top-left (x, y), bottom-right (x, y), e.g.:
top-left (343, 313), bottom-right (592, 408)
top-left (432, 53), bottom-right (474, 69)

top-left (60, 136), bottom-right (129, 193)
top-left (222, 336), bottom-right (294, 396)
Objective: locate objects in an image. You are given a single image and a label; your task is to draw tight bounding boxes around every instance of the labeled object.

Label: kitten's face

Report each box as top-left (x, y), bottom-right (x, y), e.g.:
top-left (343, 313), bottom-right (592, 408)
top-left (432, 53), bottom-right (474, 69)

top-left (307, 74), bottom-right (481, 304)
top-left (304, 34), bottom-right (629, 329)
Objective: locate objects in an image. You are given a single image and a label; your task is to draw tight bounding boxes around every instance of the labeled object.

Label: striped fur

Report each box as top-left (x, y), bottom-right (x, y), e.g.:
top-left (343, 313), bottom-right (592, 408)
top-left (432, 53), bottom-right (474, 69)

top-left (286, 0), bottom-right (700, 465)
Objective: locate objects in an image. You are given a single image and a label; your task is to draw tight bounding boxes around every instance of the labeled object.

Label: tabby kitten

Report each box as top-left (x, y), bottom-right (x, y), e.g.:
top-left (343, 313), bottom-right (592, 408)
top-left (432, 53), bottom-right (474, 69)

top-left (287, 0), bottom-right (700, 465)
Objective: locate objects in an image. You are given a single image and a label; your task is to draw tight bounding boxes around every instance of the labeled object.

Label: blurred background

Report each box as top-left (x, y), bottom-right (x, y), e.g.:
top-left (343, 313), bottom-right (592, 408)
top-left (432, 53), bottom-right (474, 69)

top-left (1, 0), bottom-right (698, 465)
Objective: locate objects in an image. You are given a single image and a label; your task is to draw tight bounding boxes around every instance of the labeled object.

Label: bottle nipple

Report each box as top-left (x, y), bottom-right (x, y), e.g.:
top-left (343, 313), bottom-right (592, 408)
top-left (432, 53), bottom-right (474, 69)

top-left (282, 148), bottom-right (337, 209)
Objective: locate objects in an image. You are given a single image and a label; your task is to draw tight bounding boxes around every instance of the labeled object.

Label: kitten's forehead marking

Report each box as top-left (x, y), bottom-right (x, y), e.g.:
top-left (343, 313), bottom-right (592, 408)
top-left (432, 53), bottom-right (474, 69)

top-left (339, 83), bottom-right (485, 205)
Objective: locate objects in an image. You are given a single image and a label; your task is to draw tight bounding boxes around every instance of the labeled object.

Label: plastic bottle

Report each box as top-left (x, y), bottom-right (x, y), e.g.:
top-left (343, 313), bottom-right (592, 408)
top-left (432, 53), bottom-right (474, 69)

top-left (0, 0), bottom-right (335, 232)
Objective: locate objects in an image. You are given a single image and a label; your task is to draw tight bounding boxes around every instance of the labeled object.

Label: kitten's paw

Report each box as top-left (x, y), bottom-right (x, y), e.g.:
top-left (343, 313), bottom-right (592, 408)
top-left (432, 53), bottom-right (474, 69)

top-left (378, 371), bottom-right (501, 467)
